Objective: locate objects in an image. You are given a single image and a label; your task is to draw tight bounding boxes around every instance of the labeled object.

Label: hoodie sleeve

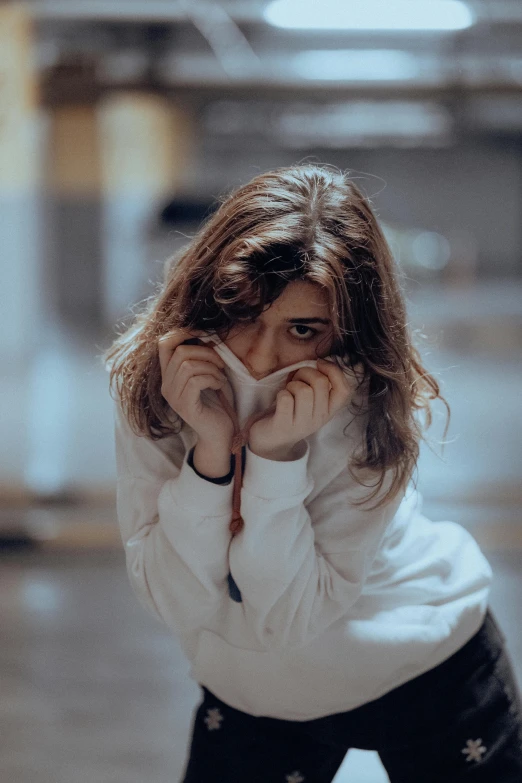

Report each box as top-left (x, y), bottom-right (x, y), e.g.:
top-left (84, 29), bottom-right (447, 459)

top-left (228, 439), bottom-right (403, 650)
top-left (113, 400), bottom-right (233, 634)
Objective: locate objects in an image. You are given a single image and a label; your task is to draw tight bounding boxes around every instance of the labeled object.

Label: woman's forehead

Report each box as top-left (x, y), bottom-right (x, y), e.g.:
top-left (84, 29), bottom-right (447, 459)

top-left (270, 280), bottom-right (330, 311)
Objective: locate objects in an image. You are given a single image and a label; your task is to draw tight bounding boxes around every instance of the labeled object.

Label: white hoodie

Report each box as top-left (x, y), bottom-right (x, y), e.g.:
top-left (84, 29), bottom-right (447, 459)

top-left (113, 336), bottom-right (493, 720)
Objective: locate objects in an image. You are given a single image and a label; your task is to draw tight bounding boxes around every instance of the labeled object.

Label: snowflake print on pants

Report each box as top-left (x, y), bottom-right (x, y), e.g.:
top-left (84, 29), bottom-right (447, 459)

top-left (203, 707), bottom-right (224, 731)
top-left (461, 738), bottom-right (487, 762)
top-left (285, 772), bottom-right (305, 783)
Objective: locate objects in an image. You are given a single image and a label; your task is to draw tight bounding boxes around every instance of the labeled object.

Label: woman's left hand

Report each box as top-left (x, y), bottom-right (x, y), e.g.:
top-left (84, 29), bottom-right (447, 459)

top-left (248, 359), bottom-right (360, 461)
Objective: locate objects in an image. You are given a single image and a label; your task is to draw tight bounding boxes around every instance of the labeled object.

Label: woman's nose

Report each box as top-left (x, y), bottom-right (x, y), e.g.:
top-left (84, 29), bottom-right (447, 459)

top-left (246, 331), bottom-right (279, 378)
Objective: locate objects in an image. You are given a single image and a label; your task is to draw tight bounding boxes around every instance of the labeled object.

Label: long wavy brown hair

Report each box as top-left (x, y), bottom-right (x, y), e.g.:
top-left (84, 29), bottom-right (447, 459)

top-left (102, 163), bottom-right (448, 506)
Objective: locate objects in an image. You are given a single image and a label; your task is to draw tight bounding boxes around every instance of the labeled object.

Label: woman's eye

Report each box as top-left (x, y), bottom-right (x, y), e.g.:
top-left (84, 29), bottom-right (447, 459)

top-left (289, 325), bottom-right (319, 341)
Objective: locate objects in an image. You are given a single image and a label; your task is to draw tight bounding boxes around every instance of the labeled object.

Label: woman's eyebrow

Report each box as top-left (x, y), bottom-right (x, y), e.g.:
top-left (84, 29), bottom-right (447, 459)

top-left (286, 317), bottom-right (331, 325)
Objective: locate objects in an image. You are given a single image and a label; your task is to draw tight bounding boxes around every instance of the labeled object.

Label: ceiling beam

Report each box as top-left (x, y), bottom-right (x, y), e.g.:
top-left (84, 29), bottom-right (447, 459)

top-left (26, 0), bottom-right (522, 25)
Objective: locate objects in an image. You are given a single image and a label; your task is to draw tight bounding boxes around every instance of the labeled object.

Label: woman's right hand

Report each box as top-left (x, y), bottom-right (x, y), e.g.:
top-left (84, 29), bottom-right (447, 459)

top-left (158, 329), bottom-right (235, 448)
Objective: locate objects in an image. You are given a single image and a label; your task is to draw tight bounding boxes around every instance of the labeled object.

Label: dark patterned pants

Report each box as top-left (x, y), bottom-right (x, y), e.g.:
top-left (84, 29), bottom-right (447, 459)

top-left (181, 609), bottom-right (522, 782)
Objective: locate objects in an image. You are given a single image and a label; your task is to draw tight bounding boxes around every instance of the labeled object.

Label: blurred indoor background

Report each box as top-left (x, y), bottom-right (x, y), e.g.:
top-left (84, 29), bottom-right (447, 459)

top-left (1, 1), bottom-right (522, 780)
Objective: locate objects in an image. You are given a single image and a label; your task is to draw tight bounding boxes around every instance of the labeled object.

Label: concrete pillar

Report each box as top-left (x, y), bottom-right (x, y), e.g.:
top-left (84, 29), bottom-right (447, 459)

top-left (0, 2), bottom-right (43, 497)
top-left (98, 92), bottom-right (193, 326)
top-left (14, 102), bottom-right (104, 499)
top-left (46, 104), bottom-right (103, 325)
top-left (0, 2), bottom-right (42, 361)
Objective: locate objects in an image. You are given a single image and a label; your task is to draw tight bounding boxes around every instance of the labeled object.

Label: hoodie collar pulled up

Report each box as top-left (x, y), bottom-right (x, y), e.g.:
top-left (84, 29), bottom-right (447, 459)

top-left (198, 334), bottom-right (334, 536)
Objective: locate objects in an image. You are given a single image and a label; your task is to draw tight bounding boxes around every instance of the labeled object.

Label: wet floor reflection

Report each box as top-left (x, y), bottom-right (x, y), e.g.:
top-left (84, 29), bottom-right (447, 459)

top-left (1, 543), bottom-right (521, 782)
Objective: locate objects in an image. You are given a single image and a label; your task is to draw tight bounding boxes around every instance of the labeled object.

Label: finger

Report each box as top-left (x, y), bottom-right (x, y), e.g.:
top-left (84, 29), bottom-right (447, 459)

top-left (174, 358), bottom-right (227, 384)
top-left (167, 359), bottom-right (227, 402)
top-left (288, 368), bottom-right (331, 420)
top-left (157, 328), bottom-right (203, 378)
top-left (168, 352), bottom-right (226, 384)
top-left (285, 380), bottom-right (314, 421)
top-left (160, 340), bottom-right (225, 381)
top-left (178, 373), bottom-right (228, 409)
top-left (316, 358), bottom-right (355, 411)
top-left (290, 367), bottom-right (332, 405)
top-left (274, 387), bottom-right (294, 423)
top-left (291, 366), bottom-right (331, 384)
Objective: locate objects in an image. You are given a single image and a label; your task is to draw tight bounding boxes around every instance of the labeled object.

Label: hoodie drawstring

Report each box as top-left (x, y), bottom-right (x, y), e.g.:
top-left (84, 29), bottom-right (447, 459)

top-left (215, 369), bottom-right (297, 536)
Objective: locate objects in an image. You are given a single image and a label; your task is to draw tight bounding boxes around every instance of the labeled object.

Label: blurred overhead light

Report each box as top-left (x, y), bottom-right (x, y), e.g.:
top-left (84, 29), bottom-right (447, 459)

top-left (264, 0), bottom-right (474, 31)
top-left (292, 50), bottom-right (419, 81)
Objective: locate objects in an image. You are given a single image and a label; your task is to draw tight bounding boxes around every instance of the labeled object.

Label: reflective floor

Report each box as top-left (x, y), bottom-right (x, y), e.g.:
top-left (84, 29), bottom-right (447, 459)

top-left (1, 281), bottom-right (522, 782)
top-left (2, 543), bottom-right (521, 782)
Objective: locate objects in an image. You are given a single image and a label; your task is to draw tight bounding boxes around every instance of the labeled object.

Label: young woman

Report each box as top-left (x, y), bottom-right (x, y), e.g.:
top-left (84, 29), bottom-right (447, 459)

top-left (104, 165), bottom-right (522, 781)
